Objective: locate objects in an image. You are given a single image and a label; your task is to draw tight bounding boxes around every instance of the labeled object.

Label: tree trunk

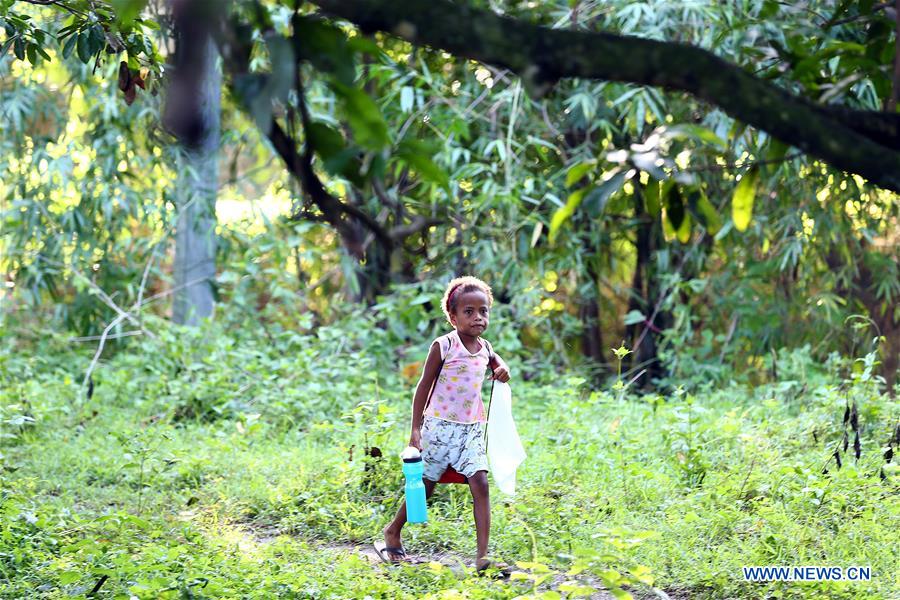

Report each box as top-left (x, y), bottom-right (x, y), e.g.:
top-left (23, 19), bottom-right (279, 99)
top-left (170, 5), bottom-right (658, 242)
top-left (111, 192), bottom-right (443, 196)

top-left (578, 249), bottom-right (607, 384)
top-left (826, 245), bottom-right (899, 396)
top-left (172, 34), bottom-right (220, 325)
top-left (346, 237), bottom-right (393, 304)
top-left (579, 297), bottom-right (604, 361)
top-left (627, 188), bottom-right (666, 386)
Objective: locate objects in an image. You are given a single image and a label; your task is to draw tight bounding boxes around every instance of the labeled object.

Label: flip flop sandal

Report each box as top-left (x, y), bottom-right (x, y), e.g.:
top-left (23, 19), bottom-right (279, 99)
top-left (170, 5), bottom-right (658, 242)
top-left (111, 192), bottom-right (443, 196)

top-left (373, 540), bottom-right (408, 564)
top-left (475, 558), bottom-right (512, 578)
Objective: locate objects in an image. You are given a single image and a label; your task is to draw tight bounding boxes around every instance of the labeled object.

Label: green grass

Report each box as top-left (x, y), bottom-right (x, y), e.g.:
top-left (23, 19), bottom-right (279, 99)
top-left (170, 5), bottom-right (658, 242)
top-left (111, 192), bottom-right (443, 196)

top-left (2, 329), bottom-right (898, 599)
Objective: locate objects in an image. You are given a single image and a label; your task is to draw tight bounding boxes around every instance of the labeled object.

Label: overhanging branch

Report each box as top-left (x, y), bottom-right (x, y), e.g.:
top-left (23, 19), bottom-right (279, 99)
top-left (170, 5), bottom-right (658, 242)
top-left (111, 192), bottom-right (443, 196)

top-left (268, 120), bottom-right (392, 257)
top-left (214, 14), bottom-right (395, 258)
top-left (312, 0), bottom-right (900, 192)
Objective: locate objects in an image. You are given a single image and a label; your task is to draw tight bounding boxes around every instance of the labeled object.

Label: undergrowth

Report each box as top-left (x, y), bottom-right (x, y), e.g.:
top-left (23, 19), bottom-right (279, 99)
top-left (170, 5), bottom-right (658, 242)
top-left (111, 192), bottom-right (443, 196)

top-left (1, 319), bottom-right (898, 599)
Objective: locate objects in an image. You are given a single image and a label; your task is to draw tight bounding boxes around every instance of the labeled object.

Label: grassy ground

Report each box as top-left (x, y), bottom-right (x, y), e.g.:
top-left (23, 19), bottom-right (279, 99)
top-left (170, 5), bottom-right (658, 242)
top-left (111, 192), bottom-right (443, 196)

top-left (2, 329), bottom-right (898, 599)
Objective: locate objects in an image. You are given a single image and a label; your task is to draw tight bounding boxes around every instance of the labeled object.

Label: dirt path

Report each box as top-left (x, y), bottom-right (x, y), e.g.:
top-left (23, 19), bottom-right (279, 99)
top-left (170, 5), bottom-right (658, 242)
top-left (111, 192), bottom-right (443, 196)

top-left (239, 521), bottom-right (484, 572)
top-left (238, 521), bottom-right (673, 600)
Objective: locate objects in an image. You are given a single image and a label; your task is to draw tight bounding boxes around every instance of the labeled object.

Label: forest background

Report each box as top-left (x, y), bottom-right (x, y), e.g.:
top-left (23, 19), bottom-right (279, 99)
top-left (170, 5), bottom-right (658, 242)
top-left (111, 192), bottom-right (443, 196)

top-left (1, 0), bottom-right (899, 598)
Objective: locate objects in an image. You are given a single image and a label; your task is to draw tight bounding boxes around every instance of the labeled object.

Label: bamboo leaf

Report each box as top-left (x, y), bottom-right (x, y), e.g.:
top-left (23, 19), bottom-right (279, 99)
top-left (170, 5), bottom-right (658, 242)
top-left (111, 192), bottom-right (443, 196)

top-left (687, 189), bottom-right (721, 235)
top-left (732, 166), bottom-right (759, 232)
top-left (584, 169), bottom-right (626, 218)
top-left (549, 186), bottom-right (591, 244)
top-left (565, 161), bottom-right (595, 188)
top-left (395, 139), bottom-right (449, 191)
top-left (330, 81), bottom-right (390, 150)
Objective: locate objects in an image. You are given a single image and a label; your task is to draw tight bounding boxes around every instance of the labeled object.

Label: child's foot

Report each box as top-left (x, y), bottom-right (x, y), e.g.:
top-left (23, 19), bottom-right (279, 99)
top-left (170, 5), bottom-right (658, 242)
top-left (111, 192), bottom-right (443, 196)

top-left (379, 526), bottom-right (406, 563)
top-left (475, 556), bottom-right (511, 578)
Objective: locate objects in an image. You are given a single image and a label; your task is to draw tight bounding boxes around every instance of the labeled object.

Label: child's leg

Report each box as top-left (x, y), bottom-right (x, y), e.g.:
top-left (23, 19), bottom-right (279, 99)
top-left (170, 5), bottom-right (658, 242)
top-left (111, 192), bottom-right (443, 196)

top-left (467, 470), bottom-right (490, 566)
top-left (383, 479), bottom-right (437, 560)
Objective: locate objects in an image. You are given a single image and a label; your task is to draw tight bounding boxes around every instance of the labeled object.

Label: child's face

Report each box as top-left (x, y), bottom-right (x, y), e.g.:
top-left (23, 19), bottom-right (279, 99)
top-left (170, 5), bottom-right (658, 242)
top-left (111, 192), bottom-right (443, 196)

top-left (449, 290), bottom-right (490, 337)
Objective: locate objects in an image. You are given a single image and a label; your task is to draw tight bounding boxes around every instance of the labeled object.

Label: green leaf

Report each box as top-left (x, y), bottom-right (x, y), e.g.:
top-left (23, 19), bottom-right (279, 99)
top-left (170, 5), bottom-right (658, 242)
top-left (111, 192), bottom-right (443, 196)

top-left (759, 0), bottom-right (780, 19)
top-left (610, 589), bottom-right (633, 600)
top-left (686, 189), bottom-right (721, 235)
top-left (663, 182), bottom-right (685, 230)
top-left (400, 86), bottom-right (414, 113)
top-left (557, 583), bottom-right (595, 597)
top-left (76, 30), bottom-right (91, 63)
top-left (307, 122), bottom-right (345, 161)
top-left (232, 73), bottom-right (272, 134)
top-left (0, 37), bottom-right (15, 57)
top-left (629, 564), bottom-right (654, 585)
top-left (765, 140), bottom-right (789, 172)
top-left (675, 211), bottom-right (692, 243)
top-left (110, 0), bottom-right (147, 27)
top-left (661, 124), bottom-right (726, 149)
top-left (565, 161), bottom-right (595, 188)
top-left (663, 182), bottom-right (691, 243)
top-left (292, 15), bottom-right (355, 85)
top-left (346, 35), bottom-right (381, 56)
top-left (323, 149), bottom-right (366, 187)
top-left (265, 34), bottom-right (295, 105)
top-left (549, 186), bottom-right (591, 244)
top-left (330, 81), bottom-right (390, 150)
top-left (35, 44), bottom-right (51, 61)
top-left (728, 120), bottom-right (747, 143)
top-left (623, 310), bottom-right (646, 326)
top-left (14, 36), bottom-right (25, 60)
top-left (732, 166), bottom-right (759, 232)
top-left (395, 139), bottom-right (449, 191)
top-left (58, 571), bottom-right (81, 585)
top-left (584, 169), bottom-right (626, 218)
top-left (88, 25), bottom-right (105, 55)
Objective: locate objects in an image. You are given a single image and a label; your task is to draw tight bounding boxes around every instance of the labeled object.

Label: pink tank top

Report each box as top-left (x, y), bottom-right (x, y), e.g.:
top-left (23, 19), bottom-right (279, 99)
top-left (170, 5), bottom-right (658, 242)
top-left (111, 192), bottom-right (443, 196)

top-left (424, 330), bottom-right (493, 424)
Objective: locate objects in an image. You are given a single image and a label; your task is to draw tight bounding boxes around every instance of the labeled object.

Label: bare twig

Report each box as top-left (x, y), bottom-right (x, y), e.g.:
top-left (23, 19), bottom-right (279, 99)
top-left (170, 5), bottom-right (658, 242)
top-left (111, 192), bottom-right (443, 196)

top-left (737, 451), bottom-right (759, 501)
top-left (826, 1), bottom-right (892, 27)
top-left (718, 315), bottom-right (738, 363)
top-left (19, 0), bottom-right (86, 16)
top-left (82, 314), bottom-right (127, 392)
top-left (69, 264), bottom-right (158, 340)
top-left (680, 151), bottom-right (804, 174)
top-left (70, 331), bottom-right (143, 342)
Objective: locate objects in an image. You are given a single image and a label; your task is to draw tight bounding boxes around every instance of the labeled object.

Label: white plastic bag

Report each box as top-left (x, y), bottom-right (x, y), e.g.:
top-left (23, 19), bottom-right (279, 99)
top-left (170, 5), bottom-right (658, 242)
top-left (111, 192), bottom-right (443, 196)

top-left (487, 381), bottom-right (525, 495)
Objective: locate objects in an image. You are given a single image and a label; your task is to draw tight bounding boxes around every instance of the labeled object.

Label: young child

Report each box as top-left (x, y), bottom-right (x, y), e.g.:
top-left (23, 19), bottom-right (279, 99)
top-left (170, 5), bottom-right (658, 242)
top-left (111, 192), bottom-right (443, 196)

top-left (377, 276), bottom-right (510, 570)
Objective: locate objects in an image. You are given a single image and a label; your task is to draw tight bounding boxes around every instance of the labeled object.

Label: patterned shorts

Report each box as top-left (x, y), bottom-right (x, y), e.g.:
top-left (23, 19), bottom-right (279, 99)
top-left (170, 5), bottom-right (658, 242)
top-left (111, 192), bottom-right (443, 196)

top-left (421, 416), bottom-right (489, 481)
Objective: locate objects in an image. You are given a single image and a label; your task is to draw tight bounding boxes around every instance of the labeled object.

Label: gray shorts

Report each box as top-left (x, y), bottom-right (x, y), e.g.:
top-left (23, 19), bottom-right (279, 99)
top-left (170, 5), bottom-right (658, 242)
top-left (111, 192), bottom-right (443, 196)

top-left (421, 416), bottom-right (488, 481)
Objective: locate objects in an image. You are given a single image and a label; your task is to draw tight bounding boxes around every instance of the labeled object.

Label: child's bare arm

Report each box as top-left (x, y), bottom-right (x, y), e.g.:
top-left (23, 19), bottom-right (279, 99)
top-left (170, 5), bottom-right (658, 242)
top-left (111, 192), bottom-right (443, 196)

top-left (409, 341), bottom-right (442, 449)
top-left (489, 353), bottom-right (511, 382)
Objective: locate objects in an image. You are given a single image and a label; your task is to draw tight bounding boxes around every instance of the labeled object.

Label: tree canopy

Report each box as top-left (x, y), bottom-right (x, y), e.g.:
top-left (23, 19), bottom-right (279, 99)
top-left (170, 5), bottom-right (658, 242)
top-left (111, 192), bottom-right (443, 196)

top-left (2, 0), bottom-right (898, 385)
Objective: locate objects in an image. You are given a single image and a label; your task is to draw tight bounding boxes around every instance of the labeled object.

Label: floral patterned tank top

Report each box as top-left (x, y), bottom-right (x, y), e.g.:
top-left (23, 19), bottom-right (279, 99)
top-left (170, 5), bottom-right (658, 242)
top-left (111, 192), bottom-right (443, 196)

top-left (424, 330), bottom-right (493, 424)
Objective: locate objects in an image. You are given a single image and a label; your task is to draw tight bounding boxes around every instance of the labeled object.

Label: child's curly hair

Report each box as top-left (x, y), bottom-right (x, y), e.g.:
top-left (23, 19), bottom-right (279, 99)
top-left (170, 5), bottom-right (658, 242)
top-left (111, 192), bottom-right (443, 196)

top-left (441, 276), bottom-right (493, 325)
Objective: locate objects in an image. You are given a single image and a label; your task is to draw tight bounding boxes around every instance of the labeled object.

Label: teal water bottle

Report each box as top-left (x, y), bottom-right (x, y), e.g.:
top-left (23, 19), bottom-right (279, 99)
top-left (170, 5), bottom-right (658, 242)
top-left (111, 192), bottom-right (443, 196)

top-left (401, 447), bottom-right (427, 523)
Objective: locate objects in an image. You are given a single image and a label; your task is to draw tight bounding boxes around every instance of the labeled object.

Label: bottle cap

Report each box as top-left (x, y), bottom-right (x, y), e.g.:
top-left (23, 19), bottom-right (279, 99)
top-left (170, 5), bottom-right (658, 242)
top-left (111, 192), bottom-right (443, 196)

top-left (400, 446), bottom-right (422, 463)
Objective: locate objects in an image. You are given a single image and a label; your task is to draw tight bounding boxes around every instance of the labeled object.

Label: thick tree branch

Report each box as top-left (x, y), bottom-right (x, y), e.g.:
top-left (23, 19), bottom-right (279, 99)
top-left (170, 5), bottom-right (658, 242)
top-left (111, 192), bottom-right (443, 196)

top-left (267, 120), bottom-right (390, 256)
top-left (214, 14), bottom-right (396, 258)
top-left (817, 105), bottom-right (900, 150)
top-left (388, 215), bottom-right (442, 240)
top-left (892, 0), bottom-right (900, 111)
top-left (312, 0), bottom-right (900, 192)
top-left (18, 0), bottom-right (86, 17)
